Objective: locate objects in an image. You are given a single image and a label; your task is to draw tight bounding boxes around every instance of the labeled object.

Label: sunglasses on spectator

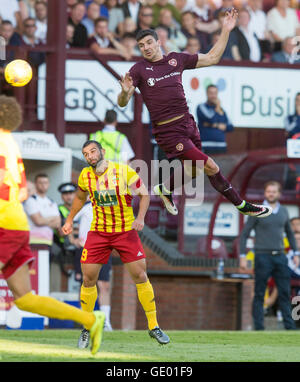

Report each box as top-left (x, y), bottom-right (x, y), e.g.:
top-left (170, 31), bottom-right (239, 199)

top-left (25, 24), bottom-right (36, 27)
top-left (141, 13), bottom-right (153, 17)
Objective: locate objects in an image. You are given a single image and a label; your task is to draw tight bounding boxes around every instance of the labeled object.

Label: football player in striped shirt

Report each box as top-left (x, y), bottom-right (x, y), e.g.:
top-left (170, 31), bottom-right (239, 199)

top-left (62, 140), bottom-right (170, 346)
top-left (0, 96), bottom-right (105, 355)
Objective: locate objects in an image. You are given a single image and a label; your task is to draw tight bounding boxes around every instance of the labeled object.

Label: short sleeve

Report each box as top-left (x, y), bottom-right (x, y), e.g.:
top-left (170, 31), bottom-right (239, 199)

top-left (78, 170), bottom-right (87, 192)
top-left (179, 52), bottom-right (198, 70)
top-left (23, 196), bottom-right (39, 216)
top-left (129, 63), bottom-right (140, 88)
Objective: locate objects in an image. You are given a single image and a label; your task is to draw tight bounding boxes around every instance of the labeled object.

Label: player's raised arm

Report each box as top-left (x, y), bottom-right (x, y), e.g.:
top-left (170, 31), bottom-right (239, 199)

top-left (117, 72), bottom-right (135, 107)
top-left (195, 8), bottom-right (238, 68)
top-left (62, 188), bottom-right (88, 235)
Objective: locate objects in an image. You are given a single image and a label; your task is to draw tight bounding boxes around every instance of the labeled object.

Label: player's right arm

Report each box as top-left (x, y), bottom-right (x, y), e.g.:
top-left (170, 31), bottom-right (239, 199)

top-left (62, 188), bottom-right (88, 235)
top-left (117, 72), bottom-right (135, 107)
top-left (195, 8), bottom-right (238, 68)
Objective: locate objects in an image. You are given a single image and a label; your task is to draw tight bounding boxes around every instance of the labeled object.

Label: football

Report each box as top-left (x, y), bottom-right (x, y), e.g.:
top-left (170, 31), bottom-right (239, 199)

top-left (4, 59), bottom-right (33, 87)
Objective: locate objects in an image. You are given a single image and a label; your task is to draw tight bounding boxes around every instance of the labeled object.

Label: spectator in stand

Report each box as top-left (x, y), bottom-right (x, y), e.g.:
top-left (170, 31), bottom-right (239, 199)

top-left (34, 1), bottom-right (48, 44)
top-left (183, 36), bottom-right (202, 54)
top-left (0, 0), bottom-right (22, 31)
top-left (23, 173), bottom-right (61, 247)
top-left (67, 0), bottom-right (79, 15)
top-left (247, 0), bottom-right (272, 57)
top-left (267, 0), bottom-right (300, 48)
top-left (120, 17), bottom-right (137, 37)
top-left (196, 84), bottom-right (233, 154)
top-left (247, 0), bottom-right (268, 41)
top-left (21, 17), bottom-right (45, 67)
top-left (191, 0), bottom-right (221, 49)
top-left (105, 0), bottom-right (124, 35)
top-left (158, 8), bottom-right (187, 51)
top-left (120, 32), bottom-right (141, 56)
top-left (66, 22), bottom-right (76, 48)
top-left (155, 25), bottom-right (180, 54)
top-left (19, 0), bottom-right (37, 20)
top-left (152, 0), bottom-right (182, 28)
top-left (88, 17), bottom-right (131, 59)
top-left (85, 0), bottom-right (109, 18)
top-left (68, 2), bottom-right (88, 47)
top-left (82, 1), bottom-right (101, 36)
top-left (271, 36), bottom-right (300, 64)
top-left (135, 5), bottom-right (155, 35)
top-left (0, 19), bottom-right (22, 47)
top-left (229, 8), bottom-right (262, 62)
top-left (285, 92), bottom-right (300, 139)
top-left (214, 0), bottom-right (234, 19)
top-left (121, 0), bottom-right (142, 25)
top-left (181, 11), bottom-right (209, 53)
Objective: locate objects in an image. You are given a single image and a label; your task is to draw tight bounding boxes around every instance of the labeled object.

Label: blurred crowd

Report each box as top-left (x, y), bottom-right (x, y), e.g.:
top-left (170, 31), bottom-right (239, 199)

top-left (0, 0), bottom-right (299, 64)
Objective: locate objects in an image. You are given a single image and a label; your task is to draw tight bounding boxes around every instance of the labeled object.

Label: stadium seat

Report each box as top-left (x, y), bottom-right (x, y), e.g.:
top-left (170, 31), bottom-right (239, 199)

top-left (195, 236), bottom-right (228, 259)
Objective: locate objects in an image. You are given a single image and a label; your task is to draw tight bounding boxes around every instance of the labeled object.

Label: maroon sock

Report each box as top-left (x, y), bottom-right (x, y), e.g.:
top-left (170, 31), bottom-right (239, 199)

top-left (208, 170), bottom-right (243, 206)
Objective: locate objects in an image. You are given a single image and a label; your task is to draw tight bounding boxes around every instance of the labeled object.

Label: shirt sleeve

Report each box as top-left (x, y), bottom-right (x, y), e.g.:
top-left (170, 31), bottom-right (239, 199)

top-left (23, 196), bottom-right (39, 216)
top-left (239, 217), bottom-right (257, 256)
top-left (179, 52), bottom-right (198, 70)
top-left (121, 137), bottom-right (135, 162)
top-left (129, 63), bottom-right (140, 88)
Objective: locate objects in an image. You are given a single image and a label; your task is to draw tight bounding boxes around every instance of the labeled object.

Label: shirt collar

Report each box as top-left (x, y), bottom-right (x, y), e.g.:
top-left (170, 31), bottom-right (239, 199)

top-left (263, 200), bottom-right (280, 214)
top-left (103, 124), bottom-right (116, 132)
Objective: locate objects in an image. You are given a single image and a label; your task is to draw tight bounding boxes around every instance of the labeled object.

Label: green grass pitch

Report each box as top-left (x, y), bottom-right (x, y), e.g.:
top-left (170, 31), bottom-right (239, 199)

top-left (1, 329), bottom-right (300, 362)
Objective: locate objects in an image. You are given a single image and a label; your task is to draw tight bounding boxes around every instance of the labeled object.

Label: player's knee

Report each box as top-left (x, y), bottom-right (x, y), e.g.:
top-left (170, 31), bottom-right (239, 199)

top-left (82, 274), bottom-right (97, 288)
top-left (132, 270), bottom-right (148, 284)
top-left (204, 157), bottom-right (219, 176)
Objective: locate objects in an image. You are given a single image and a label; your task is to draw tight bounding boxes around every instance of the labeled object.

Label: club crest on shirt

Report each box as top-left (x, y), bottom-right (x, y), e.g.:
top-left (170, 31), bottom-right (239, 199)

top-left (147, 77), bottom-right (155, 87)
top-left (176, 143), bottom-right (184, 151)
top-left (168, 58), bottom-right (177, 67)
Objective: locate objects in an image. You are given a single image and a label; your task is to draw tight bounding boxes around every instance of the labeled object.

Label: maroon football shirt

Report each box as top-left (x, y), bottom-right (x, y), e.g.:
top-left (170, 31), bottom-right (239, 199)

top-left (129, 52), bottom-right (198, 124)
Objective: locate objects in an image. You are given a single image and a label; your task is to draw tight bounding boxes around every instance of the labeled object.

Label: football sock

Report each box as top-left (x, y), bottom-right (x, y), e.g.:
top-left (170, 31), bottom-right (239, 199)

top-left (136, 279), bottom-right (158, 330)
top-left (80, 284), bottom-right (98, 312)
top-left (14, 292), bottom-right (95, 330)
top-left (207, 170), bottom-right (243, 206)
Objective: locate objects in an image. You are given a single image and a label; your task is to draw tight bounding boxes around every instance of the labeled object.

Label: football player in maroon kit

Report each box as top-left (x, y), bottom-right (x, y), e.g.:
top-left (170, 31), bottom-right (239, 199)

top-left (117, 9), bottom-right (272, 219)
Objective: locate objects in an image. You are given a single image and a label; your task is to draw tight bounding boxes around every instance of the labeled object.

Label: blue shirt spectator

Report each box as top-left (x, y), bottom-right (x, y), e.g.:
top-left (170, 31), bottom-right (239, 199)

top-left (196, 85), bottom-right (233, 154)
top-left (285, 93), bottom-right (300, 139)
top-left (85, 0), bottom-right (108, 19)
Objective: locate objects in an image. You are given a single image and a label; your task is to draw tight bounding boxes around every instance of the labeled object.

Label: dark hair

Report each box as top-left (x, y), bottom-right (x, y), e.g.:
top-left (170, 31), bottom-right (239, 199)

top-left (122, 32), bottom-right (136, 40)
top-left (1, 20), bottom-right (13, 26)
top-left (34, 173), bottom-right (49, 182)
top-left (94, 16), bottom-right (109, 26)
top-left (290, 217), bottom-right (300, 223)
top-left (0, 96), bottom-right (22, 132)
top-left (206, 84), bottom-right (218, 91)
top-left (104, 109), bottom-right (117, 123)
top-left (82, 140), bottom-right (103, 151)
top-left (136, 28), bottom-right (158, 42)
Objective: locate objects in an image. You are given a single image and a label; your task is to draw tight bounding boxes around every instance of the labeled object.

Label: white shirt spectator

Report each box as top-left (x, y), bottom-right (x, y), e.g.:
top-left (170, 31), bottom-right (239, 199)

top-left (0, 0), bottom-right (20, 28)
top-left (247, 6), bottom-right (267, 40)
top-left (35, 19), bottom-right (47, 43)
top-left (24, 194), bottom-right (60, 245)
top-left (267, 7), bottom-right (299, 41)
top-left (74, 201), bottom-right (93, 246)
top-left (128, 1), bottom-right (140, 24)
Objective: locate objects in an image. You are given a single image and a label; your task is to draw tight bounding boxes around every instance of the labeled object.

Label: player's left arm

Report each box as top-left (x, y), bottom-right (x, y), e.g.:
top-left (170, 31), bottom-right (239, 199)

top-left (195, 8), bottom-right (238, 68)
top-left (132, 183), bottom-right (150, 232)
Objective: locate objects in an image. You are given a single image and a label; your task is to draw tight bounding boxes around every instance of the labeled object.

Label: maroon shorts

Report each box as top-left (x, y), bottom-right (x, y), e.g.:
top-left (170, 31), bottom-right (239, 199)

top-left (81, 229), bottom-right (146, 264)
top-left (0, 228), bottom-right (34, 280)
top-left (153, 113), bottom-right (208, 163)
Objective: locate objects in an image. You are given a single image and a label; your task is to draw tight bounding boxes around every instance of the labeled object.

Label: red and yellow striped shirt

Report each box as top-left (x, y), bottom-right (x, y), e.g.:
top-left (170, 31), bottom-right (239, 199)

top-left (78, 162), bottom-right (141, 233)
top-left (0, 131), bottom-right (29, 231)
